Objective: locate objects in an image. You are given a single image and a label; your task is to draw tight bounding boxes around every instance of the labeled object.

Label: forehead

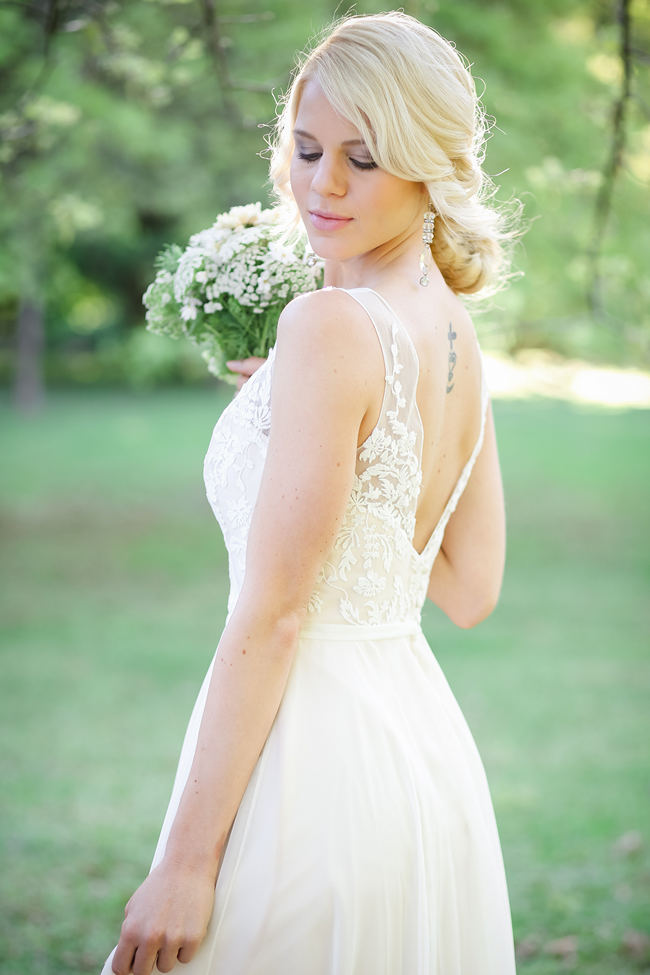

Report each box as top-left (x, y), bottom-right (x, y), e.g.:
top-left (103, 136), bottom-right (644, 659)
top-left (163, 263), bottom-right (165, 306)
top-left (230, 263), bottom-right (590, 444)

top-left (294, 79), bottom-right (364, 143)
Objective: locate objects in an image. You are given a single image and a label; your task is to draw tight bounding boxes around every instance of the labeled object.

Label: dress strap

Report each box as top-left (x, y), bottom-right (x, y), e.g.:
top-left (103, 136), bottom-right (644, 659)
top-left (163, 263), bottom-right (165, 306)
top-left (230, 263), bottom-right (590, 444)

top-left (417, 352), bottom-right (490, 561)
top-left (325, 286), bottom-right (422, 452)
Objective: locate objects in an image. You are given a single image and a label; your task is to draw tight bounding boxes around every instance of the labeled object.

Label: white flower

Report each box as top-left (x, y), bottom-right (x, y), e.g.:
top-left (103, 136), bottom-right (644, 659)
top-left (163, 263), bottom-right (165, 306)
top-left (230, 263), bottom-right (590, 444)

top-left (214, 202), bottom-right (264, 230)
top-left (354, 570), bottom-right (386, 598)
top-left (144, 200), bottom-right (324, 380)
top-left (268, 240), bottom-right (295, 264)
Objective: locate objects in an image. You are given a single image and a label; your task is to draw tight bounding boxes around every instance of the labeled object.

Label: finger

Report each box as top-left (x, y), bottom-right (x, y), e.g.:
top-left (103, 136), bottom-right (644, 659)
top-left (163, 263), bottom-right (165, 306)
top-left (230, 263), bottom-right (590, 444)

top-left (226, 357), bottom-right (257, 370)
top-left (155, 943), bottom-right (181, 973)
top-left (228, 357), bottom-right (267, 376)
top-left (132, 940), bottom-right (159, 975)
top-left (177, 935), bottom-right (202, 964)
top-left (225, 360), bottom-right (250, 375)
top-left (227, 365), bottom-right (253, 381)
top-left (111, 940), bottom-right (136, 975)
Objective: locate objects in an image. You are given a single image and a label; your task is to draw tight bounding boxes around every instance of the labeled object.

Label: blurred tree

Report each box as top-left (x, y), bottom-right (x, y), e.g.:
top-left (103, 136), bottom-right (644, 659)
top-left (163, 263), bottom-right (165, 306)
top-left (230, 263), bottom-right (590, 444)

top-left (0, 0), bottom-right (281, 409)
top-left (588, 0), bottom-right (647, 317)
top-left (0, 0), bottom-right (648, 402)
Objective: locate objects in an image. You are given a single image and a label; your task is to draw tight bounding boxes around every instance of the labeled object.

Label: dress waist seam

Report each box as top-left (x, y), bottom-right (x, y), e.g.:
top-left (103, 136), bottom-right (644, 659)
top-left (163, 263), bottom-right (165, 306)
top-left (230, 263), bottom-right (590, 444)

top-left (299, 619), bottom-right (421, 640)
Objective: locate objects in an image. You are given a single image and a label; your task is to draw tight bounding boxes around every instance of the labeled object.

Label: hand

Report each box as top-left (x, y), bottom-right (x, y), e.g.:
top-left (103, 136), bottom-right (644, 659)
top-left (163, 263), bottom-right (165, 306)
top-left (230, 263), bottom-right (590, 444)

top-left (111, 857), bottom-right (216, 975)
top-left (225, 356), bottom-right (267, 392)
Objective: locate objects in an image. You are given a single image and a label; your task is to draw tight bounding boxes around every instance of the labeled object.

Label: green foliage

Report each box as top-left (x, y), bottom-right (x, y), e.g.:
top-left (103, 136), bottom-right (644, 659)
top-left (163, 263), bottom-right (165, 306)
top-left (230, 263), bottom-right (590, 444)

top-left (427, 0), bottom-right (650, 364)
top-left (0, 0), bottom-right (648, 385)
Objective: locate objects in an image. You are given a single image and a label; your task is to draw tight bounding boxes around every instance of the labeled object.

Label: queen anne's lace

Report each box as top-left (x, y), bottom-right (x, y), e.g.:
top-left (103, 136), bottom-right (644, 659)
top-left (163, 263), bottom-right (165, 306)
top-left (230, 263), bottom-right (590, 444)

top-left (203, 288), bottom-right (488, 627)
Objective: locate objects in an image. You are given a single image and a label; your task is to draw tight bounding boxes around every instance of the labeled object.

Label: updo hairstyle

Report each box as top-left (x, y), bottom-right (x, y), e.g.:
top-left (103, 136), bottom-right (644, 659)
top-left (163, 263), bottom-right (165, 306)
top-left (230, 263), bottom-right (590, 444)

top-left (269, 10), bottom-right (517, 296)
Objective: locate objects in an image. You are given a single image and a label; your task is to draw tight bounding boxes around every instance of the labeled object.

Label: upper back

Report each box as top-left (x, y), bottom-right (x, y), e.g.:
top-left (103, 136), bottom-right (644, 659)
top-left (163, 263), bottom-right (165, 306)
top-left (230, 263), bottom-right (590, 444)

top-left (347, 283), bottom-right (486, 557)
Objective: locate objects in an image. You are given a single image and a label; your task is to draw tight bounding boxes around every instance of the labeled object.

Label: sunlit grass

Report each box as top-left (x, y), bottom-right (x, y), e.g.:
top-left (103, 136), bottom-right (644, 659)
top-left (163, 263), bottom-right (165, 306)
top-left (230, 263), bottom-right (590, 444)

top-left (484, 352), bottom-right (650, 409)
top-left (1, 388), bottom-right (648, 974)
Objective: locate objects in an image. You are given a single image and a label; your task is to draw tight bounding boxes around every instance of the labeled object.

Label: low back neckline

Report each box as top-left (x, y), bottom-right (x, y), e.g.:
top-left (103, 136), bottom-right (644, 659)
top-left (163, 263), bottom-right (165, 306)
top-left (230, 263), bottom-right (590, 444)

top-left (324, 284), bottom-right (489, 563)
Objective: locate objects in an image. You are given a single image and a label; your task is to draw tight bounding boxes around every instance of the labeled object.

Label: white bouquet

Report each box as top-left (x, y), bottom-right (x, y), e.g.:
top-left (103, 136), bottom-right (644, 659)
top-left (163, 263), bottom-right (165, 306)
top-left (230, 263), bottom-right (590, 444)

top-left (143, 202), bottom-right (323, 384)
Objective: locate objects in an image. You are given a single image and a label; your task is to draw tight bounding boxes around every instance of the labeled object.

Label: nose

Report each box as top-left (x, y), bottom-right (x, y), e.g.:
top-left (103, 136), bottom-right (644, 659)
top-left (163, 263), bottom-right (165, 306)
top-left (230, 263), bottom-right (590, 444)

top-left (310, 153), bottom-right (347, 197)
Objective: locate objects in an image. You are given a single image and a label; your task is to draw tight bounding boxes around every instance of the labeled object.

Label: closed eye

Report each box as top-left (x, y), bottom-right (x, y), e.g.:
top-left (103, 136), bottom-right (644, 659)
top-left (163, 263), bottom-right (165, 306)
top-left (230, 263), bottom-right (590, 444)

top-left (350, 158), bottom-right (378, 171)
top-left (297, 151), bottom-right (321, 163)
top-left (296, 151), bottom-right (378, 171)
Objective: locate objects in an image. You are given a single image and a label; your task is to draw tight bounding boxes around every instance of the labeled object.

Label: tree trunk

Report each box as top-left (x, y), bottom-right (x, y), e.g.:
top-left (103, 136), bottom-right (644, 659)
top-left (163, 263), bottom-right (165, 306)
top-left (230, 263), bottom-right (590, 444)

top-left (13, 292), bottom-right (45, 412)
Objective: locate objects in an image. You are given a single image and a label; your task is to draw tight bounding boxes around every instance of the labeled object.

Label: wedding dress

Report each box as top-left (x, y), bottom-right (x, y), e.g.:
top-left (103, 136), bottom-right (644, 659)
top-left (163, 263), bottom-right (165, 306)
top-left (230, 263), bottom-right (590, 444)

top-left (101, 286), bottom-right (516, 974)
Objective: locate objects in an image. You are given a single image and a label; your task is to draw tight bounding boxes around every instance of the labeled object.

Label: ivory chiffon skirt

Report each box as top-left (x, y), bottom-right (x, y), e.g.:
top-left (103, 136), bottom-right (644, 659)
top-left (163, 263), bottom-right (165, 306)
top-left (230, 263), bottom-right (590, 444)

top-left (101, 620), bottom-right (516, 975)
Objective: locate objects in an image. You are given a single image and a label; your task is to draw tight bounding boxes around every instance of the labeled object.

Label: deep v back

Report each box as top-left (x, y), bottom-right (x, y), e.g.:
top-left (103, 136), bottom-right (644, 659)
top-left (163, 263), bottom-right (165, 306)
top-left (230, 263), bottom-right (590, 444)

top-left (338, 287), bottom-right (489, 561)
top-left (203, 284), bottom-right (489, 627)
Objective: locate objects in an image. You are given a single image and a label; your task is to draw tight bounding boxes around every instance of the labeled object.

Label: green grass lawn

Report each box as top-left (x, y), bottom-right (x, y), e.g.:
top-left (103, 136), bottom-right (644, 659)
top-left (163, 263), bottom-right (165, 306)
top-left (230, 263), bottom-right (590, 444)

top-left (1, 388), bottom-right (648, 974)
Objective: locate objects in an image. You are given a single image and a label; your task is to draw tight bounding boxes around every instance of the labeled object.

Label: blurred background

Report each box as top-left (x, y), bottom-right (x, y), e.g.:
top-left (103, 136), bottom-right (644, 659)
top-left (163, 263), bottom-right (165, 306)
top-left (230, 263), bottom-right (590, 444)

top-left (1, 1), bottom-right (649, 973)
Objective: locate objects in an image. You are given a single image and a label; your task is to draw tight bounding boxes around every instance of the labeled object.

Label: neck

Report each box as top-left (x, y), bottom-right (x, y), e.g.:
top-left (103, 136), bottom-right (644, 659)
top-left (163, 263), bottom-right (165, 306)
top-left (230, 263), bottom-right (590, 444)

top-left (322, 220), bottom-right (427, 293)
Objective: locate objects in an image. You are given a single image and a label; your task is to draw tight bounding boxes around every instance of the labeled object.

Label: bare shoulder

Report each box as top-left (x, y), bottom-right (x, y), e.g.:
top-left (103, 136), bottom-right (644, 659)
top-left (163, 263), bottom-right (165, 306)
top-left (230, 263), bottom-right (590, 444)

top-left (276, 288), bottom-right (378, 369)
top-left (444, 289), bottom-right (477, 340)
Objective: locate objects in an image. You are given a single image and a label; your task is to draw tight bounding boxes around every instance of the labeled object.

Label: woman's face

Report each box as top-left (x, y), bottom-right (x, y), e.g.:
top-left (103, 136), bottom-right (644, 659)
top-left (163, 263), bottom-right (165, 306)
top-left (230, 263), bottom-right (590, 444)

top-left (289, 79), bottom-right (426, 264)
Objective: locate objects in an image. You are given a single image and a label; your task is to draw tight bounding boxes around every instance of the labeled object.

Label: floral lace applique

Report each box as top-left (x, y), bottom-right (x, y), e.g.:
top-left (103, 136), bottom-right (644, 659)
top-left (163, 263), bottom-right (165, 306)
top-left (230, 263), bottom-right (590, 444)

top-left (203, 287), bottom-right (488, 629)
top-left (305, 298), bottom-right (426, 625)
top-left (203, 347), bottom-right (276, 612)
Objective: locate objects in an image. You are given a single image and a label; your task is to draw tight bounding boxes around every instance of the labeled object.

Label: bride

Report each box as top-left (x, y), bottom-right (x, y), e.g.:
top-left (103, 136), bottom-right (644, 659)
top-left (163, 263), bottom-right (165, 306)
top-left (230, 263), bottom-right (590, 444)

top-left (103, 11), bottom-right (517, 975)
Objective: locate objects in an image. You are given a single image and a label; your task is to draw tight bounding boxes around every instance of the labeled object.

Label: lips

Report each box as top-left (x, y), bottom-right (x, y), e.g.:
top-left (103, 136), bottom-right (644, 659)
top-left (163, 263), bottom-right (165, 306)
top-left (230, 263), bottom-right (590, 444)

top-left (308, 210), bottom-right (353, 231)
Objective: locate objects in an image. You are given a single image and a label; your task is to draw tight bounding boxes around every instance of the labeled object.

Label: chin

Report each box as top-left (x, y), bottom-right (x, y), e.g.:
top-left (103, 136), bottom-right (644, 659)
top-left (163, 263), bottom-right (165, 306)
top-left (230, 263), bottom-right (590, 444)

top-left (307, 240), bottom-right (358, 263)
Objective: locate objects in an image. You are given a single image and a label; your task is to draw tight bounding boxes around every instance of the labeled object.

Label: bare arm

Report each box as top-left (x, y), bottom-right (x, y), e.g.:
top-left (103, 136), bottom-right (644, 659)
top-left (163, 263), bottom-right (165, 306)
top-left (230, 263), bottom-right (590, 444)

top-left (112, 290), bottom-right (372, 975)
top-left (426, 401), bottom-right (506, 628)
top-left (226, 355), bottom-right (505, 629)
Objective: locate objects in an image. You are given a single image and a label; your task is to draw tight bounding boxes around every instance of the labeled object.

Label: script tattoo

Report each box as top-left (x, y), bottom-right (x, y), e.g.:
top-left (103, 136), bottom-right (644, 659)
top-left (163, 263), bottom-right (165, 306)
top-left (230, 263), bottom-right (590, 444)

top-left (446, 322), bottom-right (457, 393)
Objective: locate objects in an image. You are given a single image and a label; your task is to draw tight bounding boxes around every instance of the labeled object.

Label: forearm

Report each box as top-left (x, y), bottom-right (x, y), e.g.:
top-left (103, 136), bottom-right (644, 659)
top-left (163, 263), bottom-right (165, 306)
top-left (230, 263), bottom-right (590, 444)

top-left (426, 543), bottom-right (502, 628)
top-left (163, 602), bottom-right (304, 877)
top-left (426, 548), bottom-right (460, 620)
top-left (427, 496), bottom-right (505, 627)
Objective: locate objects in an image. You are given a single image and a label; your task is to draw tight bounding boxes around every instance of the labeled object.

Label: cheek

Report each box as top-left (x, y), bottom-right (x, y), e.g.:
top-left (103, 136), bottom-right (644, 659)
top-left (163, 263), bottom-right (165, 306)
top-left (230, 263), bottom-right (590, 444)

top-left (289, 161), bottom-right (308, 206)
top-left (366, 185), bottom-right (395, 225)
top-left (380, 183), bottom-right (421, 226)
top-left (364, 176), bottom-right (395, 211)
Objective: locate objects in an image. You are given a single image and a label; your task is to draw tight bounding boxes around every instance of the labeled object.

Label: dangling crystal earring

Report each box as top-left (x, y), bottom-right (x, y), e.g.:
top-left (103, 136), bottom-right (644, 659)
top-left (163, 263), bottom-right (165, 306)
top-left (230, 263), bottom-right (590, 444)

top-left (305, 248), bottom-right (318, 267)
top-left (419, 204), bottom-right (435, 287)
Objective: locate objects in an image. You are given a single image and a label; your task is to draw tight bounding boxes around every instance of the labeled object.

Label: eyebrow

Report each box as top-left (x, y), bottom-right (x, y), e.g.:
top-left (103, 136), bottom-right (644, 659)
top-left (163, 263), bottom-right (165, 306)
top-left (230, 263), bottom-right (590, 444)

top-left (292, 128), bottom-right (367, 148)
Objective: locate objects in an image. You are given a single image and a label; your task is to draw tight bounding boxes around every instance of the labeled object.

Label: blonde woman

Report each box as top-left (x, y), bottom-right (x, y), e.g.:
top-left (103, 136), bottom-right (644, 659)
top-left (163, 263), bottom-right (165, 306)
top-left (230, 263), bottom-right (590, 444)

top-left (102, 11), bottom-right (517, 975)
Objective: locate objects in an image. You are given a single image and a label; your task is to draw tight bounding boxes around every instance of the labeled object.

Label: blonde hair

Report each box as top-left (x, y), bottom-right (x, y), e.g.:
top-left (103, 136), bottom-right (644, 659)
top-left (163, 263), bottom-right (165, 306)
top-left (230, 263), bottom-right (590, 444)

top-left (269, 10), bottom-right (519, 296)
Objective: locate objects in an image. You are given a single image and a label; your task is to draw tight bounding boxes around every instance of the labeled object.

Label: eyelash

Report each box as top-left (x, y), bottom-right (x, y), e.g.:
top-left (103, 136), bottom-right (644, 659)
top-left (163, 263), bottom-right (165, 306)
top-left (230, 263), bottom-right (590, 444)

top-left (297, 151), bottom-right (378, 171)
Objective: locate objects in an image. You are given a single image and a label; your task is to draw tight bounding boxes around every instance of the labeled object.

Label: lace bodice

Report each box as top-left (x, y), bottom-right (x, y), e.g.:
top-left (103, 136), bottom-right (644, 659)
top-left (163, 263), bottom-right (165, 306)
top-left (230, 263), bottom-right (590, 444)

top-left (203, 287), bottom-right (488, 628)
